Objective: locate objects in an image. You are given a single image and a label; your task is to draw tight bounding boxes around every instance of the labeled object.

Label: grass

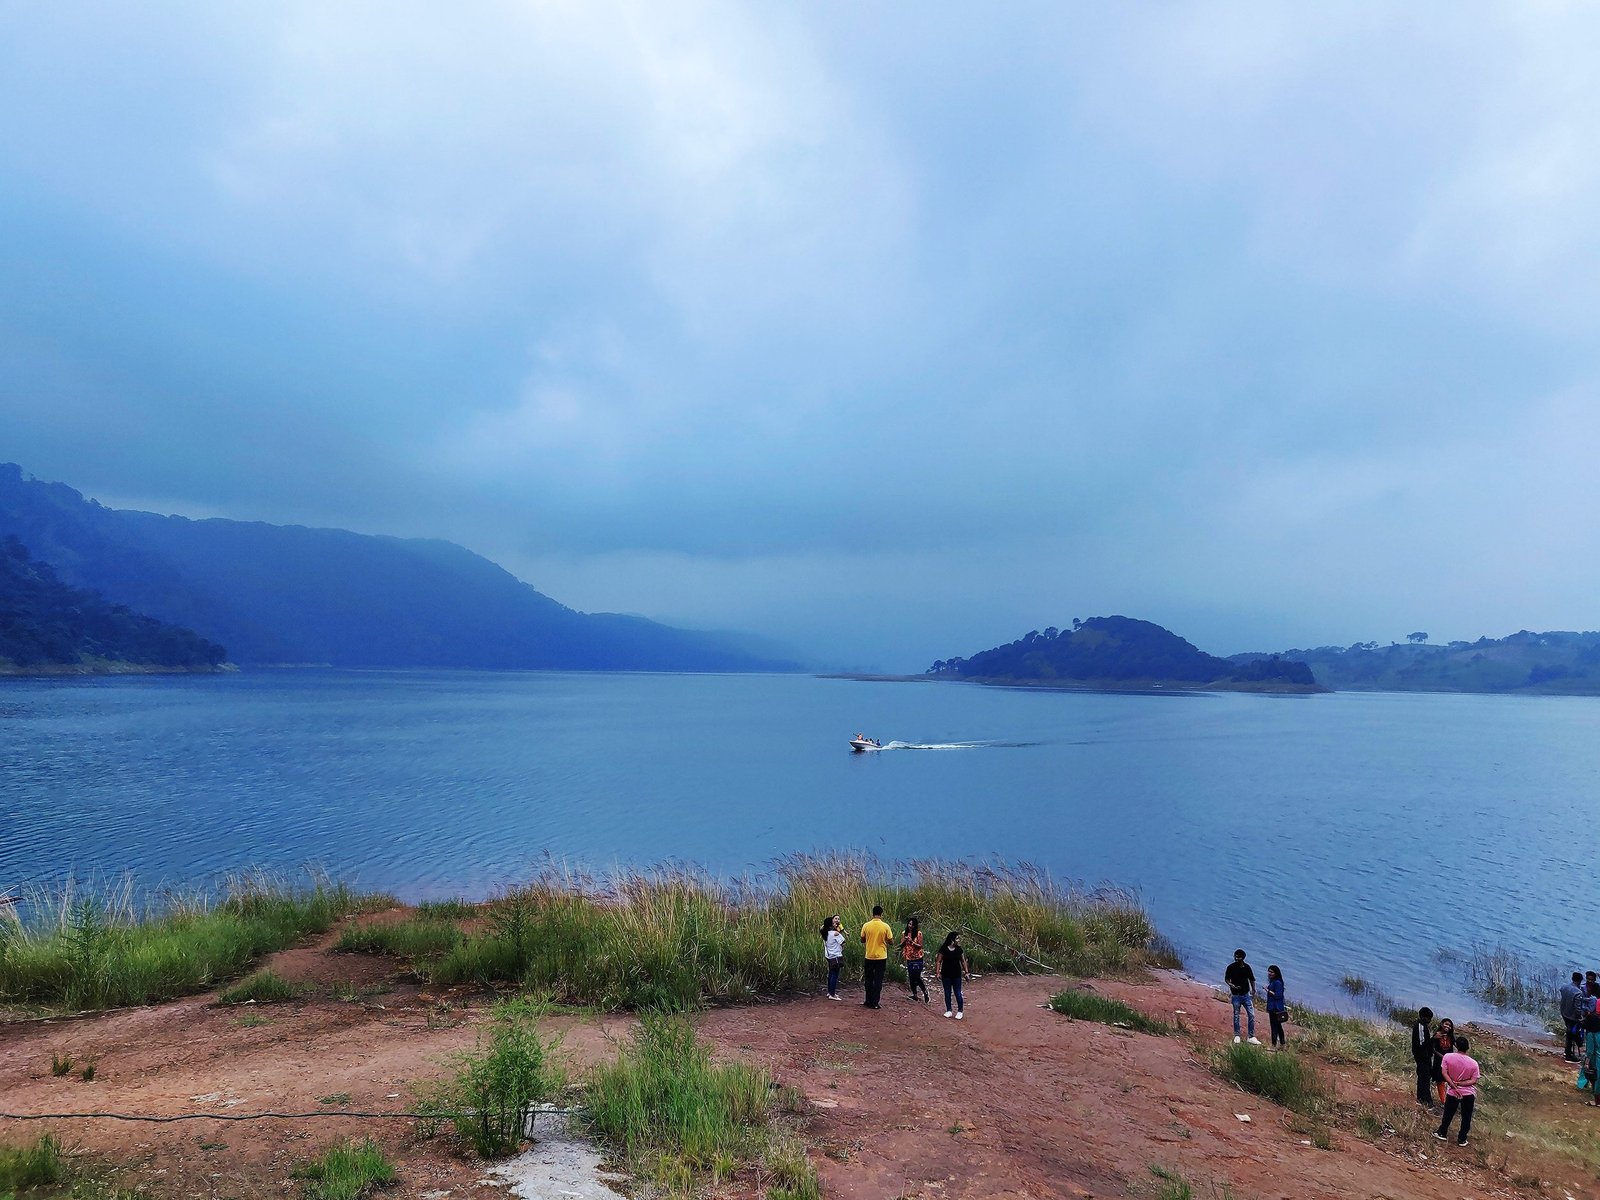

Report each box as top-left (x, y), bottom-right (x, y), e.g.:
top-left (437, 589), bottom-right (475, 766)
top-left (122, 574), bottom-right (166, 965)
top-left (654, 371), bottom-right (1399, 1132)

top-left (1436, 943), bottom-right (1564, 1016)
top-left (413, 898), bottom-right (476, 920)
top-left (0, 1135), bottom-right (66, 1193)
top-left (582, 1013), bottom-right (817, 1198)
top-left (1212, 1043), bottom-right (1329, 1114)
top-left (343, 853), bottom-right (1169, 1011)
top-left (1048, 987), bottom-right (1171, 1035)
top-left (0, 871), bottom-right (376, 1012)
top-left (1147, 1164), bottom-right (1237, 1200)
top-left (291, 1139), bottom-right (396, 1200)
top-left (216, 969), bottom-right (304, 1005)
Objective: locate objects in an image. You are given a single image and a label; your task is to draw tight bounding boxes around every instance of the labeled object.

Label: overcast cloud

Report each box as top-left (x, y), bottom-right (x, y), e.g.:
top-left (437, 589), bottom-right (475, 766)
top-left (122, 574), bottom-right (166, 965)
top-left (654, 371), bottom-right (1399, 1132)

top-left (4, 2), bottom-right (1599, 669)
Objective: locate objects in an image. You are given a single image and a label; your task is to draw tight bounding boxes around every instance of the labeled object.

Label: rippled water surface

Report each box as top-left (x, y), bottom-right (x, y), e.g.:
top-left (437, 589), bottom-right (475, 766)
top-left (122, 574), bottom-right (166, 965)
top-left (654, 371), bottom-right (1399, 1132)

top-left (4, 670), bottom-right (1596, 1019)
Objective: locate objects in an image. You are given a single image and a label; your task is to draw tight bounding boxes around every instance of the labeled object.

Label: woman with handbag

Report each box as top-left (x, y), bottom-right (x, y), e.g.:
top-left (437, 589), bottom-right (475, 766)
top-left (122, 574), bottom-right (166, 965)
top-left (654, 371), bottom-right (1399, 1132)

top-left (1265, 965), bottom-right (1288, 1048)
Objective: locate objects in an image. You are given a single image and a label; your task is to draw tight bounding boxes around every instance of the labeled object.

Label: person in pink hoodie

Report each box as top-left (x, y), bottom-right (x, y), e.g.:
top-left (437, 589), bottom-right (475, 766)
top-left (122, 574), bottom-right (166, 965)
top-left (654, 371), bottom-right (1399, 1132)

top-left (1433, 1034), bottom-right (1481, 1147)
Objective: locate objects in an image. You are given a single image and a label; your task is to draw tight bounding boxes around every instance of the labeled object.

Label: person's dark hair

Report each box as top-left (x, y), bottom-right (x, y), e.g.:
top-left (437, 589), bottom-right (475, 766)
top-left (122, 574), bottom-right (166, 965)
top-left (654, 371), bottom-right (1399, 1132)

top-left (1267, 964), bottom-right (1281, 979)
top-left (1589, 971), bottom-right (1598, 980)
top-left (1575, 972), bottom-right (1586, 984)
top-left (872, 904), bottom-right (883, 917)
top-left (1453, 1034), bottom-right (1469, 1053)
top-left (905, 917), bottom-right (919, 936)
top-left (941, 931), bottom-right (961, 954)
top-left (820, 915), bottom-right (838, 939)
top-left (1585, 1011), bottom-right (1600, 1033)
top-left (1418, 1006), bottom-right (1434, 1022)
top-left (1234, 949), bottom-right (1246, 960)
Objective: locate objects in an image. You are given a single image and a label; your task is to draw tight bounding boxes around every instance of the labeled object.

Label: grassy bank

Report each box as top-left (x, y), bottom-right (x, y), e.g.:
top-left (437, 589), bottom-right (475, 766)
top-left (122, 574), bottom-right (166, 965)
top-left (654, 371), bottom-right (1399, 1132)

top-left (0, 871), bottom-right (380, 1011)
top-left (338, 853), bottom-right (1172, 1010)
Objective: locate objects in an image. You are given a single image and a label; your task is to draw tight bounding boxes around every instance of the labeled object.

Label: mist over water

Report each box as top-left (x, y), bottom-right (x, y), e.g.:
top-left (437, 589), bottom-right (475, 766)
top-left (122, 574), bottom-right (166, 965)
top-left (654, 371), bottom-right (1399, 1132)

top-left (4, 670), bottom-right (1593, 1026)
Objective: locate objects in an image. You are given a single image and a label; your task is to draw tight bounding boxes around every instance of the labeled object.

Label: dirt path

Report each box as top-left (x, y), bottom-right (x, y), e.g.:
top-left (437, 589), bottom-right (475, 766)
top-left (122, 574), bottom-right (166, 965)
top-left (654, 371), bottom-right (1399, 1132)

top-left (3, 932), bottom-right (1592, 1200)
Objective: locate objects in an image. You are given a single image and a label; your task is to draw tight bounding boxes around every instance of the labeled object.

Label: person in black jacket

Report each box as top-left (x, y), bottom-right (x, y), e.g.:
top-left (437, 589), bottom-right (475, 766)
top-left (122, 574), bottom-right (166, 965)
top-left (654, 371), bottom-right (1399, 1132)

top-left (1411, 1006), bottom-right (1435, 1107)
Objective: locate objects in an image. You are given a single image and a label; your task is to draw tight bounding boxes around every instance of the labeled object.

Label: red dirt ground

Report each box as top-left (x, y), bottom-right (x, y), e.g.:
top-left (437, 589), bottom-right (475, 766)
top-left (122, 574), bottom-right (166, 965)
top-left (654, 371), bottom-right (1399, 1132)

top-left (2, 923), bottom-right (1594, 1200)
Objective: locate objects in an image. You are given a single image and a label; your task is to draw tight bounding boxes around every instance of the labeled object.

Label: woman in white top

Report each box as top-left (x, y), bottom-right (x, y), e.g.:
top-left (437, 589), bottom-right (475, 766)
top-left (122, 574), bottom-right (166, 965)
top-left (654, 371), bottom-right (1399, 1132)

top-left (822, 914), bottom-right (846, 1000)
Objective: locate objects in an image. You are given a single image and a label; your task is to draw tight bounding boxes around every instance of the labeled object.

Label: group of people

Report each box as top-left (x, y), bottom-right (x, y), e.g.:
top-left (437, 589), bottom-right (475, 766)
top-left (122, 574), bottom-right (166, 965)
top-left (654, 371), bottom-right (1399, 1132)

top-left (1409, 1008), bottom-right (1482, 1145)
top-left (1221, 949), bottom-right (1289, 1048)
top-left (821, 907), bottom-right (974, 1019)
top-left (1559, 971), bottom-right (1600, 1107)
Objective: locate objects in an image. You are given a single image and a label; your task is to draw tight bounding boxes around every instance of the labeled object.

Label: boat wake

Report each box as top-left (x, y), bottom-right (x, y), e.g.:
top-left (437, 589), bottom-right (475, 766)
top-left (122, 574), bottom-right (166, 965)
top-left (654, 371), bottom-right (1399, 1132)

top-left (876, 739), bottom-right (1037, 751)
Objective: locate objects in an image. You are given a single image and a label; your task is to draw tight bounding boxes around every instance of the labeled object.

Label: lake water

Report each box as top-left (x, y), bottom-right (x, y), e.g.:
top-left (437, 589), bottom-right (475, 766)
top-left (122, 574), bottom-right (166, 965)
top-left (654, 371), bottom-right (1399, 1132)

top-left (4, 670), bottom-right (1595, 1025)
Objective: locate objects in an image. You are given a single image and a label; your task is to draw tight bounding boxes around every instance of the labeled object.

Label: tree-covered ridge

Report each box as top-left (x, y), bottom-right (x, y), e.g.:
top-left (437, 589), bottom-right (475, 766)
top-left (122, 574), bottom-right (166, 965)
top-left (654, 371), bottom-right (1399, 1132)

top-left (1230, 630), bottom-right (1600, 694)
top-left (928, 615), bottom-right (1316, 688)
top-left (0, 536), bottom-right (226, 671)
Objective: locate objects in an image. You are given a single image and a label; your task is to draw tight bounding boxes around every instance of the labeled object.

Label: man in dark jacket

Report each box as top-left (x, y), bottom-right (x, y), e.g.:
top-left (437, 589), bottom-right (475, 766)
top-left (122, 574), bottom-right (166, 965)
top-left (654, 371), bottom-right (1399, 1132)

top-left (1560, 972), bottom-right (1586, 1062)
top-left (1411, 1006), bottom-right (1435, 1106)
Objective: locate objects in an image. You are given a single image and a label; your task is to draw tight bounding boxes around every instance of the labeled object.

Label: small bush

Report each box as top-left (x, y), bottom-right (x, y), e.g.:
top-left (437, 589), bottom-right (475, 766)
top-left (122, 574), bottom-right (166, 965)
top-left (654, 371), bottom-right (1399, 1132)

top-left (414, 898), bottom-right (476, 920)
top-left (417, 997), bottom-right (566, 1159)
top-left (1048, 988), bottom-right (1170, 1035)
top-left (292, 1138), bottom-right (396, 1200)
top-left (334, 920), bottom-right (463, 960)
top-left (217, 970), bottom-right (303, 1005)
top-left (1213, 1044), bottom-right (1329, 1114)
top-left (0, 1133), bottom-right (66, 1192)
top-left (50, 1052), bottom-right (73, 1077)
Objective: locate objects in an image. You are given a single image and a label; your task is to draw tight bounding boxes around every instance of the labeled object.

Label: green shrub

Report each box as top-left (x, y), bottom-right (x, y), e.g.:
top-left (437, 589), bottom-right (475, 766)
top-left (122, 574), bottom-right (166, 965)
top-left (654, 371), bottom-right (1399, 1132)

top-left (417, 997), bottom-right (567, 1159)
top-left (1213, 1043), bottom-right (1329, 1114)
top-left (217, 970), bottom-right (303, 1005)
top-left (0, 1134), bottom-right (66, 1192)
top-left (292, 1138), bottom-right (396, 1200)
top-left (1048, 988), bottom-right (1170, 1035)
top-left (334, 920), bottom-right (463, 960)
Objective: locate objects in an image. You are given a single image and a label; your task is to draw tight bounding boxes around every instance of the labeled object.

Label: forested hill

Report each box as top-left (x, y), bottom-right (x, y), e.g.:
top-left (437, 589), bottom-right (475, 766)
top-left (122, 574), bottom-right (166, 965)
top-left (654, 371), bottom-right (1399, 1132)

top-left (0, 536), bottom-right (225, 673)
top-left (928, 616), bottom-right (1319, 691)
top-left (0, 464), bottom-right (800, 672)
top-left (1230, 632), bottom-right (1600, 694)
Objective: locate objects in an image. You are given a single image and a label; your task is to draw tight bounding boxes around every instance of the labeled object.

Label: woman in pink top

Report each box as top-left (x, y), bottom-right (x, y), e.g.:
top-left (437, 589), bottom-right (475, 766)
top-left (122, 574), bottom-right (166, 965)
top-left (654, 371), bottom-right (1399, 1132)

top-left (1433, 1034), bottom-right (1480, 1147)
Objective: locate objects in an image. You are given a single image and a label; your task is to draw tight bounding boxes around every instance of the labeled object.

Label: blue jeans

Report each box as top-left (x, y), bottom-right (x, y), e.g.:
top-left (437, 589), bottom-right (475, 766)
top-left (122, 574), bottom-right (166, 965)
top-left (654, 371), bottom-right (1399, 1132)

top-left (943, 975), bottom-right (964, 1012)
top-left (826, 958), bottom-right (841, 997)
top-left (1231, 993), bottom-right (1255, 1037)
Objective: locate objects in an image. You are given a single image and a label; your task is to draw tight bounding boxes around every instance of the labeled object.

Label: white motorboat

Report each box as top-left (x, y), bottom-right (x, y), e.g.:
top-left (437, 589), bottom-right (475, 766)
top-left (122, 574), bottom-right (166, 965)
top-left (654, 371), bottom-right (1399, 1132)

top-left (849, 736), bottom-right (882, 752)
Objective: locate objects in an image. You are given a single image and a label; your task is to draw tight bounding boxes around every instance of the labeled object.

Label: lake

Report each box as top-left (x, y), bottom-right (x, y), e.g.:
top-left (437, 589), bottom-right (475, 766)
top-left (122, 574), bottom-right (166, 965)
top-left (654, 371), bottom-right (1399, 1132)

top-left (3, 669), bottom-right (1594, 1025)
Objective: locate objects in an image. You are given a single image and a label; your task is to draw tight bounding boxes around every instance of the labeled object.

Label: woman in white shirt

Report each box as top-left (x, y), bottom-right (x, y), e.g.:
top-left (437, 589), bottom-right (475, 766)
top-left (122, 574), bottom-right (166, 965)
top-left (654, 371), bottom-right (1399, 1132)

top-left (822, 914), bottom-right (846, 1000)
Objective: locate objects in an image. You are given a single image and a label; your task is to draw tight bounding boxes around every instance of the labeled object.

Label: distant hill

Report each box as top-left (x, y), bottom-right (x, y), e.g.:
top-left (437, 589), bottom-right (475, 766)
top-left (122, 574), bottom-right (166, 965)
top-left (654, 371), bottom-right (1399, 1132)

top-left (0, 536), bottom-right (225, 674)
top-left (1230, 632), bottom-right (1600, 694)
top-left (0, 464), bottom-right (801, 672)
top-left (928, 616), bottom-right (1319, 691)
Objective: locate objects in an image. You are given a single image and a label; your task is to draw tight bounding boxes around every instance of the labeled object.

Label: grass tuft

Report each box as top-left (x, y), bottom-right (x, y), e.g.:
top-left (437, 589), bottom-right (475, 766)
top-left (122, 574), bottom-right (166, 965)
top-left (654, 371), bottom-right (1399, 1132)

top-left (217, 969), bottom-right (303, 1006)
top-left (1212, 1043), bottom-right (1329, 1114)
top-left (1048, 988), bottom-right (1170, 1035)
top-left (334, 919), bottom-right (463, 960)
top-left (291, 1138), bottom-right (396, 1200)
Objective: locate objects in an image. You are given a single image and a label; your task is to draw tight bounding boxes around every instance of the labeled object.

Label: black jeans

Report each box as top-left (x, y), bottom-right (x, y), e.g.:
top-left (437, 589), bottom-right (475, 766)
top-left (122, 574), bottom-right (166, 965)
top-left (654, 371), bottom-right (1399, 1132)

top-left (907, 959), bottom-right (928, 999)
top-left (1566, 1022), bottom-right (1583, 1060)
top-left (1415, 1059), bottom-right (1433, 1105)
top-left (826, 958), bottom-right (841, 997)
top-left (863, 958), bottom-right (886, 1007)
top-left (1437, 1094), bottom-right (1474, 1143)
top-left (1268, 1010), bottom-right (1286, 1047)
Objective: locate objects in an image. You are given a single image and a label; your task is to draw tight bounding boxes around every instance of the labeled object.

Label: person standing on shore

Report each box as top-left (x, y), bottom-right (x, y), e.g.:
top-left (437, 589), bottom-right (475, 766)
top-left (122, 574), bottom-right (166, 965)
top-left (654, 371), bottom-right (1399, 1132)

top-left (1411, 1007), bottom-right (1436, 1107)
top-left (1224, 950), bottom-right (1260, 1045)
top-left (1430, 1018), bottom-right (1457, 1107)
top-left (1265, 965), bottom-right (1288, 1049)
top-left (860, 905), bottom-right (892, 1010)
top-left (937, 930), bottom-right (971, 1019)
top-left (822, 915), bottom-right (845, 1001)
top-left (1561, 972), bottom-right (1586, 1062)
top-left (1583, 1009), bottom-right (1600, 1106)
top-left (900, 917), bottom-right (930, 1003)
top-left (1433, 1034), bottom-right (1480, 1147)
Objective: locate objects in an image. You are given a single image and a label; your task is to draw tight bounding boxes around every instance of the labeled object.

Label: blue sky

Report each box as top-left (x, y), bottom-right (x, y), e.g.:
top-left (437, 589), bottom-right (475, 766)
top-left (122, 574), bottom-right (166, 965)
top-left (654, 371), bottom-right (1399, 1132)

top-left (5, 3), bottom-right (1600, 670)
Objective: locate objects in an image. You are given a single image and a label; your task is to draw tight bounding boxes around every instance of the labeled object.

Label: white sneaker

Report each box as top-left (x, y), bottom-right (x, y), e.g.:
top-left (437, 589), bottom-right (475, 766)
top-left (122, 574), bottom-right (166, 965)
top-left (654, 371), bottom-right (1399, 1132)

top-left (1233, 1035), bottom-right (1241, 1044)
top-left (944, 1011), bottom-right (953, 1018)
top-left (955, 1011), bottom-right (963, 1020)
top-left (827, 994), bottom-right (839, 1001)
top-left (1247, 1037), bottom-right (1262, 1045)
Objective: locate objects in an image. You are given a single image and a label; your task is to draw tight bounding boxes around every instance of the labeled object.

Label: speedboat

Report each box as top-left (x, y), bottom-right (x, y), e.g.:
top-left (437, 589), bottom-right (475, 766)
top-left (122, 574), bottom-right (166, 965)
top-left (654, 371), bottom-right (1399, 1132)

top-left (849, 736), bottom-right (881, 752)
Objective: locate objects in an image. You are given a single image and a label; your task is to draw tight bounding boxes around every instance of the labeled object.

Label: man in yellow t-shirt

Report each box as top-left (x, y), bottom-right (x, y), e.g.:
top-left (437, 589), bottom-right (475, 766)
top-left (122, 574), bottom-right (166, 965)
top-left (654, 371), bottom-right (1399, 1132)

top-left (860, 905), bottom-right (893, 1009)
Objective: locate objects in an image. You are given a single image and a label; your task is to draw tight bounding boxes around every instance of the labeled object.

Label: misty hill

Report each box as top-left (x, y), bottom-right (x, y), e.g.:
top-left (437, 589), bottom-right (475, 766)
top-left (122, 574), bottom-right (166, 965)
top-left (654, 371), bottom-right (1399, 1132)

top-left (928, 616), bottom-right (1319, 691)
top-left (0, 536), bottom-right (225, 673)
top-left (0, 464), bottom-right (800, 672)
top-left (1230, 632), bottom-right (1600, 694)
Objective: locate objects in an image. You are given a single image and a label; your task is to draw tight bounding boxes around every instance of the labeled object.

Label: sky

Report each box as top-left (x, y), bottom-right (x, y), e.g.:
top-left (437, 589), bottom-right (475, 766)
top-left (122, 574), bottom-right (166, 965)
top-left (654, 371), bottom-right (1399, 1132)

top-left (4, 2), bottom-right (1600, 671)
